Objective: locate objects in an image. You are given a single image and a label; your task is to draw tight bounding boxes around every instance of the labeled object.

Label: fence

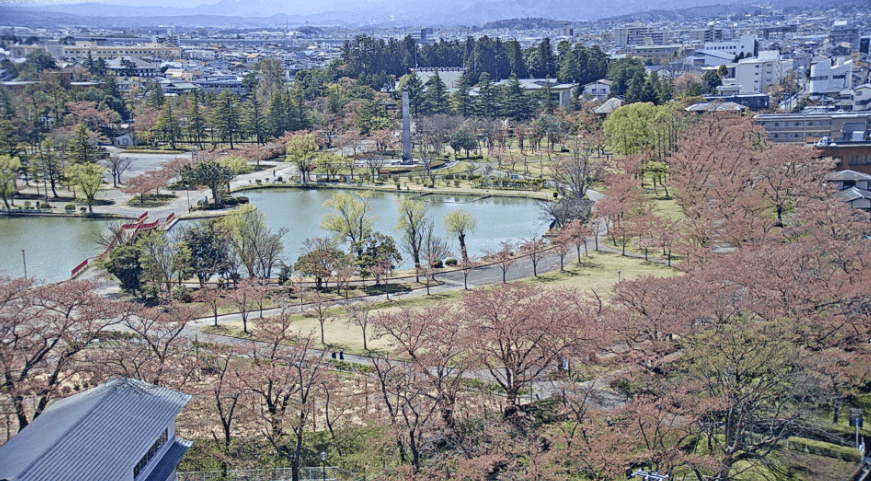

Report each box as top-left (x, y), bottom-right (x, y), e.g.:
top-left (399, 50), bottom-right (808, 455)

top-left (177, 466), bottom-right (357, 481)
top-left (71, 259), bottom-right (89, 277)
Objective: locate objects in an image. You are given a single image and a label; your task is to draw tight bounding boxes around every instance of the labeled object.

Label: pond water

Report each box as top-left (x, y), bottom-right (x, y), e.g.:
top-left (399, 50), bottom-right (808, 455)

top-left (243, 189), bottom-right (549, 269)
top-left (0, 216), bottom-right (113, 283)
top-left (0, 189), bottom-right (549, 282)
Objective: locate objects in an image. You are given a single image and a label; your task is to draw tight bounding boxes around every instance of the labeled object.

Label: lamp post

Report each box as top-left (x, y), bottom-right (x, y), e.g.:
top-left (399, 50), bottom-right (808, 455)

top-left (617, 270), bottom-right (622, 283)
top-left (320, 451), bottom-right (327, 480)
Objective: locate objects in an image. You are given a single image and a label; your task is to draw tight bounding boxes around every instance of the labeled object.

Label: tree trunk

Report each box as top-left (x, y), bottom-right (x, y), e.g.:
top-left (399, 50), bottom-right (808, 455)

top-left (458, 233), bottom-right (468, 262)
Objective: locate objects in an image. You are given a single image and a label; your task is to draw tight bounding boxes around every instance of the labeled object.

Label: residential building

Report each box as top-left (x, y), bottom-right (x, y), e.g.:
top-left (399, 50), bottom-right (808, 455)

top-left (826, 169), bottom-right (871, 191)
top-left (64, 42), bottom-right (182, 60)
top-left (754, 111), bottom-right (871, 144)
top-left (582, 79), bottom-right (612, 100)
top-left (830, 21), bottom-right (860, 49)
top-left (0, 378), bottom-right (192, 481)
top-left (839, 84), bottom-right (871, 111)
top-left (689, 27), bottom-right (724, 43)
top-left (732, 51), bottom-right (794, 95)
top-left (809, 57), bottom-right (853, 96)
top-left (614, 25), bottom-right (667, 47)
top-left (760, 24), bottom-right (798, 39)
top-left (817, 143), bottom-right (871, 176)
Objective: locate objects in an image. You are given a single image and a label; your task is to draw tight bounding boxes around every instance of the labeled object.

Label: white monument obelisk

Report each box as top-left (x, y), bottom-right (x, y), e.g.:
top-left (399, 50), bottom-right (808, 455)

top-left (402, 90), bottom-right (412, 165)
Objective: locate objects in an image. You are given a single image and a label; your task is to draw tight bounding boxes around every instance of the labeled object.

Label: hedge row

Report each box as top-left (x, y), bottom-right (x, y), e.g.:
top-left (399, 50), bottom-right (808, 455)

top-left (786, 437), bottom-right (862, 462)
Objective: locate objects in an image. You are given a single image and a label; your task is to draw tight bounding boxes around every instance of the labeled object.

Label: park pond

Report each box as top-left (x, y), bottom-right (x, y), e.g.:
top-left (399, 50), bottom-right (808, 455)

top-left (0, 216), bottom-right (115, 283)
top-left (244, 188), bottom-right (550, 270)
top-left (0, 189), bottom-right (549, 282)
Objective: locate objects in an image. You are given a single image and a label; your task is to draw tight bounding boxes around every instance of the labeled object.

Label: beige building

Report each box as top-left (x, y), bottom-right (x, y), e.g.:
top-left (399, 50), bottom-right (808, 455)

top-left (64, 42), bottom-right (181, 60)
top-left (614, 25), bottom-right (667, 47)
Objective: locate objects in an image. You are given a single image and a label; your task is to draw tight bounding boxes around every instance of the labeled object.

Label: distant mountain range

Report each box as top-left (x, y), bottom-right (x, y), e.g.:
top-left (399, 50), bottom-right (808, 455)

top-left (0, 0), bottom-right (836, 28)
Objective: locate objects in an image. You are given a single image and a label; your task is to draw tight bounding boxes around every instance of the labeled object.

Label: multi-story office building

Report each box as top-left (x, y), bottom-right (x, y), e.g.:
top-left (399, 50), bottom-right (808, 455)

top-left (703, 35), bottom-right (758, 59)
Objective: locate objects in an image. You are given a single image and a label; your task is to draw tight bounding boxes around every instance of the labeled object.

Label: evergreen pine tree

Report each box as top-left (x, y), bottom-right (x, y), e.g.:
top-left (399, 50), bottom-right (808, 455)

top-left (145, 83), bottom-right (165, 109)
top-left (400, 73), bottom-right (425, 116)
top-left (452, 70), bottom-right (475, 117)
top-left (623, 71), bottom-right (646, 104)
top-left (209, 89), bottom-right (241, 149)
top-left (154, 99), bottom-right (181, 149)
top-left (423, 71), bottom-right (450, 115)
top-left (186, 94), bottom-right (207, 148)
top-left (475, 72), bottom-right (497, 118)
top-left (506, 40), bottom-right (528, 79)
top-left (244, 91), bottom-right (266, 145)
top-left (641, 72), bottom-right (660, 104)
top-left (501, 75), bottom-right (530, 120)
top-left (558, 45), bottom-right (580, 83)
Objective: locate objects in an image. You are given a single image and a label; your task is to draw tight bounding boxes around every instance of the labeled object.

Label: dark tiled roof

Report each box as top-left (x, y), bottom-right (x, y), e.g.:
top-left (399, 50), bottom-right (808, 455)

top-left (0, 378), bottom-right (190, 481)
top-left (835, 186), bottom-right (871, 203)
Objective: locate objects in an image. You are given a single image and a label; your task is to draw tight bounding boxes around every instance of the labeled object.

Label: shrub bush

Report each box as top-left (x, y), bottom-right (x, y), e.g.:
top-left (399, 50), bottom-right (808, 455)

top-left (79, 206), bottom-right (87, 213)
top-left (173, 285), bottom-right (192, 303)
top-left (432, 259), bottom-right (443, 268)
top-left (235, 196), bottom-right (249, 204)
top-left (65, 204), bottom-right (76, 212)
top-left (445, 258), bottom-right (458, 266)
top-left (255, 179), bottom-right (262, 184)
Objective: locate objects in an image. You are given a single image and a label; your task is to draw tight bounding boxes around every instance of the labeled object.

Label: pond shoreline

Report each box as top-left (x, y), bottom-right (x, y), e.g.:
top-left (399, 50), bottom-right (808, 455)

top-left (1, 210), bottom-right (133, 220)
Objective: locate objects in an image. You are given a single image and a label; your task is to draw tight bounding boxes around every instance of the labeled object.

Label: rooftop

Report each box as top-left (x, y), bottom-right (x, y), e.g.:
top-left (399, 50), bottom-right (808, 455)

top-left (0, 378), bottom-right (191, 481)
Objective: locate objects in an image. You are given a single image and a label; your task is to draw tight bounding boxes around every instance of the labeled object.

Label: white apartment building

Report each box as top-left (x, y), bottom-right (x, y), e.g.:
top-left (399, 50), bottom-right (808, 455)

top-left (732, 50), bottom-right (794, 95)
top-left (809, 57), bottom-right (853, 96)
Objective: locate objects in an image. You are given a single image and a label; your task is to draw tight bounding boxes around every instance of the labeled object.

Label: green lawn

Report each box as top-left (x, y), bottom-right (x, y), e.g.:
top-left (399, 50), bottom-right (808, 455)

top-left (206, 249), bottom-right (677, 355)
